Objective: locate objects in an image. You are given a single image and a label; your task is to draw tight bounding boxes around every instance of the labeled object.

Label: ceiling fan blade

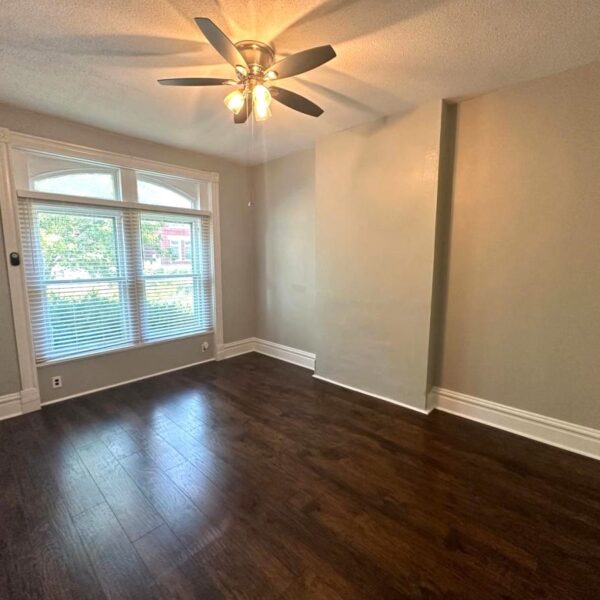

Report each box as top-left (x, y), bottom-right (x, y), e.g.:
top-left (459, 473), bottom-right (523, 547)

top-left (158, 77), bottom-right (233, 86)
top-left (234, 94), bottom-right (253, 124)
top-left (195, 18), bottom-right (247, 69)
top-left (270, 87), bottom-right (324, 117)
top-left (267, 45), bottom-right (336, 80)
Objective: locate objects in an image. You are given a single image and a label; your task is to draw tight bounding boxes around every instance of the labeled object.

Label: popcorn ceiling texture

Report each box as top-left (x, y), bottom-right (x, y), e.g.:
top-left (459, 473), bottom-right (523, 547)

top-left (1, 0), bottom-right (599, 164)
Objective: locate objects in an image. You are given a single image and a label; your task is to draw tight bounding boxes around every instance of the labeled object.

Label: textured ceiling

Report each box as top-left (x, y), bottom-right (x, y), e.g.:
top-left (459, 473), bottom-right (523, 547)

top-left (1, 0), bottom-right (599, 164)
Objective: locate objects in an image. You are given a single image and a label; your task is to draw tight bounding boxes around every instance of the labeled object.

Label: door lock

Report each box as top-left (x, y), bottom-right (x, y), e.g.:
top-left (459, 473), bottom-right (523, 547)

top-left (9, 252), bottom-right (20, 266)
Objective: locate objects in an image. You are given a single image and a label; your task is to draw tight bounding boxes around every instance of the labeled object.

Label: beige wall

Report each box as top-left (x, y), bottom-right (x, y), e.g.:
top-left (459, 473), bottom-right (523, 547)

top-left (0, 102), bottom-right (255, 401)
top-left (438, 62), bottom-right (600, 428)
top-left (250, 105), bottom-right (447, 411)
top-left (0, 213), bottom-right (21, 396)
top-left (252, 149), bottom-right (316, 352)
top-left (427, 103), bottom-right (457, 393)
top-left (315, 102), bottom-right (444, 410)
top-left (38, 333), bottom-right (212, 403)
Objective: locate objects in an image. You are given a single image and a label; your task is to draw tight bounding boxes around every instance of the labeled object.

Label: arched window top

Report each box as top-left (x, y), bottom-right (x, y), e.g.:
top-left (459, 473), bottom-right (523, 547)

top-left (17, 150), bottom-right (121, 201)
top-left (136, 173), bottom-right (197, 209)
top-left (12, 148), bottom-right (210, 210)
top-left (32, 168), bottom-right (118, 201)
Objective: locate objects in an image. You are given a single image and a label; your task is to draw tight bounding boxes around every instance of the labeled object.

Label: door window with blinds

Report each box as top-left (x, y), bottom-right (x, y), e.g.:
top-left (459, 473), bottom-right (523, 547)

top-left (13, 148), bottom-right (216, 364)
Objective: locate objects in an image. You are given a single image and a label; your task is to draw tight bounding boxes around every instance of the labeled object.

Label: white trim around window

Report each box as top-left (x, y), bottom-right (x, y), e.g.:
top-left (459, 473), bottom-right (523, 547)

top-left (0, 127), bottom-right (224, 413)
top-left (9, 131), bottom-right (219, 183)
top-left (0, 129), bottom-right (41, 414)
top-left (16, 189), bottom-right (213, 217)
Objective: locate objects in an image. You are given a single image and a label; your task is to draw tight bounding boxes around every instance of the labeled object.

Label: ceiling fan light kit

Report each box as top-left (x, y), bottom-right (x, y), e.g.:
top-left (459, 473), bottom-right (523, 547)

top-left (158, 18), bottom-right (336, 124)
top-left (224, 89), bottom-right (245, 115)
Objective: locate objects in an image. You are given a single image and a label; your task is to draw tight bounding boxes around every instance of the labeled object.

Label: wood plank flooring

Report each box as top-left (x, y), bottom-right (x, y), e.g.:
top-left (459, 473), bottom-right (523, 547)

top-left (1, 353), bottom-right (599, 599)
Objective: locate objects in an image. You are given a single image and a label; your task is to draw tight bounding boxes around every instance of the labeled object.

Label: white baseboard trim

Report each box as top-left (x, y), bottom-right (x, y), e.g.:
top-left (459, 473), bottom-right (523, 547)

top-left (20, 387), bottom-right (41, 414)
top-left (0, 392), bottom-right (23, 421)
top-left (218, 338), bottom-right (315, 370)
top-left (313, 374), bottom-right (431, 415)
top-left (42, 357), bottom-right (215, 407)
top-left (430, 387), bottom-right (600, 460)
top-left (254, 339), bottom-right (315, 370)
top-left (217, 338), bottom-right (255, 361)
top-left (0, 388), bottom-right (42, 421)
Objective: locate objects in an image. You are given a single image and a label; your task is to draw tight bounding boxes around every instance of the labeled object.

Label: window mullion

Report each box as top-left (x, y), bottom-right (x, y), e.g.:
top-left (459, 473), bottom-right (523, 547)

top-left (120, 168), bottom-right (138, 203)
top-left (119, 167), bottom-right (141, 343)
top-left (123, 209), bottom-right (144, 345)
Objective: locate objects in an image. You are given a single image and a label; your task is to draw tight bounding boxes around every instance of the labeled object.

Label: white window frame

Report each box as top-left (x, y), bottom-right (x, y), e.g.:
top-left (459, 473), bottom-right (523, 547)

top-left (0, 128), bottom-right (223, 412)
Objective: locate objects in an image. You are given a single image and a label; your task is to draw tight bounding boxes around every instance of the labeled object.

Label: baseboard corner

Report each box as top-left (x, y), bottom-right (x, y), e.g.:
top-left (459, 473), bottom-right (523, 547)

top-left (218, 338), bottom-right (256, 360)
top-left (253, 338), bottom-right (315, 370)
top-left (219, 337), bottom-right (315, 370)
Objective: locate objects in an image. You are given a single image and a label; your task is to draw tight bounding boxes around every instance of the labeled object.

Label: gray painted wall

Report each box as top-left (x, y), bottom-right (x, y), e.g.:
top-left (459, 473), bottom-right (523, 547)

top-left (0, 102), bottom-right (255, 402)
top-left (427, 103), bottom-right (457, 394)
top-left (438, 61), bottom-right (600, 428)
top-left (250, 104), bottom-right (447, 411)
top-left (252, 149), bottom-right (316, 353)
top-left (0, 212), bottom-right (21, 395)
top-left (250, 63), bottom-right (600, 430)
top-left (38, 333), bottom-right (213, 403)
top-left (314, 102), bottom-right (444, 411)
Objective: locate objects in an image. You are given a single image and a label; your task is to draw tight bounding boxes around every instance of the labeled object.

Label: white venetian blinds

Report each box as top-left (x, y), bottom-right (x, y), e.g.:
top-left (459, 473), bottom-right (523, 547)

top-left (14, 151), bottom-right (215, 365)
top-left (19, 202), bottom-right (132, 361)
top-left (18, 200), bottom-right (214, 363)
top-left (137, 212), bottom-right (213, 344)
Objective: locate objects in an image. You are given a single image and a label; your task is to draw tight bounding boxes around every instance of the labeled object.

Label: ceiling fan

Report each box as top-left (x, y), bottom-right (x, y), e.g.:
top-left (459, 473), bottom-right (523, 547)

top-left (158, 18), bottom-right (336, 123)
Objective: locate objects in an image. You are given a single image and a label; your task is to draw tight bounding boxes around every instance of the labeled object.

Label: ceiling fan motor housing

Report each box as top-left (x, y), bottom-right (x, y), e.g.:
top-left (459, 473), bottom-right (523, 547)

top-left (235, 41), bottom-right (275, 71)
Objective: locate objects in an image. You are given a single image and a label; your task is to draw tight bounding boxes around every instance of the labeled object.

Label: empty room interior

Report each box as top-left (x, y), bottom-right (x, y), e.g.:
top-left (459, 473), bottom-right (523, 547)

top-left (1, 1), bottom-right (599, 598)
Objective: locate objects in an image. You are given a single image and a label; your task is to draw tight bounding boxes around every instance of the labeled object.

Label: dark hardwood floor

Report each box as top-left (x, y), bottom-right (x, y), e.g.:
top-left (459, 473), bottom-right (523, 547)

top-left (1, 353), bottom-right (599, 599)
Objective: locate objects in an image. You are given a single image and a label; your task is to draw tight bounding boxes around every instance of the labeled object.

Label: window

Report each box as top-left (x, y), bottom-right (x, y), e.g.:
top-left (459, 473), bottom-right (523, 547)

top-left (14, 149), bottom-right (216, 364)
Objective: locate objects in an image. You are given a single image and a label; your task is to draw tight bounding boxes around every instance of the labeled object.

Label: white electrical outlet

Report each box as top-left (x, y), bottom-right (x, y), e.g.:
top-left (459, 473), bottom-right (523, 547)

top-left (202, 341), bottom-right (210, 352)
top-left (52, 376), bottom-right (62, 389)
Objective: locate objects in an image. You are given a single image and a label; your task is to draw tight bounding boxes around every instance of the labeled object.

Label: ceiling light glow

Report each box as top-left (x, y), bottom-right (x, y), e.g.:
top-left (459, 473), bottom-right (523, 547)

top-left (224, 89), bottom-right (246, 115)
top-left (253, 84), bottom-right (272, 121)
